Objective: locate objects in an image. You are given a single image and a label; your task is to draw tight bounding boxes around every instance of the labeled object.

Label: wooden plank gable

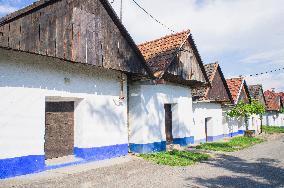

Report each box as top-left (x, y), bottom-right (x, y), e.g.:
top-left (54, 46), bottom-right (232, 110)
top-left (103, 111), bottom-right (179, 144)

top-left (0, 0), bottom-right (149, 77)
top-left (249, 85), bottom-right (266, 105)
top-left (238, 84), bottom-right (250, 104)
top-left (207, 66), bottom-right (231, 103)
top-left (167, 40), bottom-right (206, 84)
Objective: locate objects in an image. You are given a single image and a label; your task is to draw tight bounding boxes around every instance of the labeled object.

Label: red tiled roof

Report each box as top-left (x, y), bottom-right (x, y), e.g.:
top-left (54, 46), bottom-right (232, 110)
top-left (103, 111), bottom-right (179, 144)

top-left (226, 78), bottom-right (243, 104)
top-left (138, 30), bottom-right (190, 77)
top-left (264, 90), bottom-right (281, 111)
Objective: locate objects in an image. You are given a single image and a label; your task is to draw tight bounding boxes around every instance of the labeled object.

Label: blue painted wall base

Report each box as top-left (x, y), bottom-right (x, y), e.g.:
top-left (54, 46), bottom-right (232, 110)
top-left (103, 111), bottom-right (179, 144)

top-left (0, 144), bottom-right (128, 179)
top-left (74, 144), bottom-right (128, 160)
top-left (173, 136), bottom-right (194, 146)
top-left (129, 141), bottom-right (166, 153)
top-left (0, 155), bottom-right (45, 179)
top-left (224, 132), bottom-right (239, 138)
top-left (130, 136), bottom-right (194, 153)
top-left (207, 134), bottom-right (224, 142)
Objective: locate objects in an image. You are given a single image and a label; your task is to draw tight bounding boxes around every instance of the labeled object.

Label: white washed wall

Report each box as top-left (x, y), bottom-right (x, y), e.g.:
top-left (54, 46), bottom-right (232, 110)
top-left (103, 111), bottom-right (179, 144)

top-left (264, 112), bottom-right (284, 127)
top-left (193, 102), bottom-right (223, 141)
top-left (248, 115), bottom-right (261, 134)
top-left (0, 49), bottom-right (128, 159)
top-left (129, 82), bottom-right (194, 145)
top-left (222, 107), bottom-right (239, 136)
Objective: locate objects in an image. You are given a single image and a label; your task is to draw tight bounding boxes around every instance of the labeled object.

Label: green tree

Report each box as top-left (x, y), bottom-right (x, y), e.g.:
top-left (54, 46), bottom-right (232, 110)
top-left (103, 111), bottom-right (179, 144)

top-left (227, 100), bottom-right (266, 131)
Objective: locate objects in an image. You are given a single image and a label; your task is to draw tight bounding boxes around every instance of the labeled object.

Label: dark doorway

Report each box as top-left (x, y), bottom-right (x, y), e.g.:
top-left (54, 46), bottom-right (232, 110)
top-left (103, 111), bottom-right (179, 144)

top-left (164, 104), bottom-right (173, 143)
top-left (45, 102), bottom-right (74, 159)
top-left (205, 117), bottom-right (213, 142)
top-left (205, 118), bottom-right (209, 142)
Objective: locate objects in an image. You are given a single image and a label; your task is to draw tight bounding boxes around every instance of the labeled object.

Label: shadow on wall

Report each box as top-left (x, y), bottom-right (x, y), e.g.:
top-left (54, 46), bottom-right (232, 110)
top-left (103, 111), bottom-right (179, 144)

top-left (140, 93), bottom-right (164, 142)
top-left (225, 116), bottom-right (240, 133)
top-left (138, 86), bottom-right (191, 142)
top-left (86, 100), bottom-right (126, 133)
top-left (184, 155), bottom-right (284, 187)
top-left (0, 51), bottom-right (122, 96)
top-left (131, 85), bottom-right (192, 141)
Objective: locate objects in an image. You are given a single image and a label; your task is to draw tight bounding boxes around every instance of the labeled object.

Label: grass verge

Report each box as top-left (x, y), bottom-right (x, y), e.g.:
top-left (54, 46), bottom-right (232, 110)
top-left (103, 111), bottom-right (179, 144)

top-left (139, 150), bottom-right (210, 166)
top-left (196, 136), bottom-right (264, 152)
top-left (262, 126), bottom-right (284, 134)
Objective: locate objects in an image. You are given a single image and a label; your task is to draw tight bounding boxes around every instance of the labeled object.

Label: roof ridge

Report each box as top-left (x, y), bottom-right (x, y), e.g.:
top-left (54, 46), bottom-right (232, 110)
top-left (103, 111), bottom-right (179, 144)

top-left (205, 62), bottom-right (218, 66)
top-left (226, 77), bottom-right (243, 81)
top-left (138, 29), bottom-right (190, 47)
top-left (0, 0), bottom-right (55, 25)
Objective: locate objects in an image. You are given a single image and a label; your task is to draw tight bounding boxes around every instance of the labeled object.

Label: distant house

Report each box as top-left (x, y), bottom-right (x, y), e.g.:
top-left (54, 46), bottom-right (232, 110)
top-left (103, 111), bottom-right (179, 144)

top-left (263, 90), bottom-right (284, 127)
top-left (129, 30), bottom-right (209, 153)
top-left (248, 85), bottom-right (266, 133)
top-left (225, 77), bottom-right (251, 135)
top-left (192, 63), bottom-right (233, 142)
top-left (0, 0), bottom-right (151, 179)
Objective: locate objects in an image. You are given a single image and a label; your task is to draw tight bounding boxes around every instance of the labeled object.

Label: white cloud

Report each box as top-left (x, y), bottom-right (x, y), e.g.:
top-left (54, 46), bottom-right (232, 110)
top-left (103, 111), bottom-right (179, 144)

top-left (240, 49), bottom-right (284, 65)
top-left (110, 0), bottom-right (284, 90)
top-left (246, 73), bottom-right (284, 92)
top-left (0, 4), bottom-right (17, 15)
top-left (111, 0), bottom-right (284, 52)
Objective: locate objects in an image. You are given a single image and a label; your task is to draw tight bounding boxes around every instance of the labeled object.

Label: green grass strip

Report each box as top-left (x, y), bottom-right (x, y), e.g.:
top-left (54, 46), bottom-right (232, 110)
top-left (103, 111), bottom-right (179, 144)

top-left (262, 126), bottom-right (284, 134)
top-left (139, 150), bottom-right (210, 166)
top-left (196, 136), bottom-right (264, 152)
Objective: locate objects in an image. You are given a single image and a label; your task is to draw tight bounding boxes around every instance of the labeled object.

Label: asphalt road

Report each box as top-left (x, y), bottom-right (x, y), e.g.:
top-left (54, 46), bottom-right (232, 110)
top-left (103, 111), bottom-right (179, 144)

top-left (1, 134), bottom-right (284, 188)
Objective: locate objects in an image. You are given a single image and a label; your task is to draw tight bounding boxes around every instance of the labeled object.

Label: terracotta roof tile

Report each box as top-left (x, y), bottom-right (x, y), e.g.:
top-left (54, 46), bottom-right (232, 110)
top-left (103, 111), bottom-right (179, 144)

top-left (264, 90), bottom-right (281, 111)
top-left (226, 78), bottom-right (243, 104)
top-left (138, 30), bottom-right (190, 77)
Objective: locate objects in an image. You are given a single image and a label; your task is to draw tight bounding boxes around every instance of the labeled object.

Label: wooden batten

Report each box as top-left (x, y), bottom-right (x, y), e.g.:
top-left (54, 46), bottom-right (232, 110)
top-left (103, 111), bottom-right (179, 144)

top-left (0, 0), bottom-right (150, 77)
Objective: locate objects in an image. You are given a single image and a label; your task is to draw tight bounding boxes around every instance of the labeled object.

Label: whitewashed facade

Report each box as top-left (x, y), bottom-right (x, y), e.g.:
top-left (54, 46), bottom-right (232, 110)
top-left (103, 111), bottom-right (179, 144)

top-left (222, 106), bottom-right (241, 137)
top-left (263, 112), bottom-right (284, 127)
top-left (192, 63), bottom-right (233, 142)
top-left (224, 78), bottom-right (251, 136)
top-left (129, 82), bottom-right (195, 153)
top-left (0, 0), bottom-right (152, 179)
top-left (193, 102), bottom-right (224, 143)
top-left (0, 49), bottom-right (131, 178)
top-left (130, 31), bottom-right (209, 153)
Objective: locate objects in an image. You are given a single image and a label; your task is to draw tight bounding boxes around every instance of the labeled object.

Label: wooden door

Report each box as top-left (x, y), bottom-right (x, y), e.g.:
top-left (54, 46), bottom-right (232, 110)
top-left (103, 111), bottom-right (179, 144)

top-left (45, 102), bottom-right (74, 159)
top-left (164, 104), bottom-right (173, 143)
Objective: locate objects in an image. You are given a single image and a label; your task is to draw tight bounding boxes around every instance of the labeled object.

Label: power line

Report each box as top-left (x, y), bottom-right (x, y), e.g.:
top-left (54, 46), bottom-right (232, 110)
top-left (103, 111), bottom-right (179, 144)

top-left (244, 67), bottom-right (284, 77)
top-left (131, 0), bottom-right (176, 33)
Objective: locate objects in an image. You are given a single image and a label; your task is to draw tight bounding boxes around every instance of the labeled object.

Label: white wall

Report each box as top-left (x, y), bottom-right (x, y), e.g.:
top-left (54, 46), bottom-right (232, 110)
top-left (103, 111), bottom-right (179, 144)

top-left (129, 82), bottom-right (193, 145)
top-left (248, 115), bottom-right (261, 134)
top-left (193, 102), bottom-right (223, 141)
top-left (0, 49), bottom-right (128, 159)
top-left (264, 112), bottom-right (284, 127)
top-left (222, 107), bottom-right (239, 136)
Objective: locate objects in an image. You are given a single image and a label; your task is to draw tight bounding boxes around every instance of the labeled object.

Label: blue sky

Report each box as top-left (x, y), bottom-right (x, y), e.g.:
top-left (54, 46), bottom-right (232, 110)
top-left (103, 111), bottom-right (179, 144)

top-left (0, 0), bottom-right (35, 14)
top-left (1, 0), bottom-right (284, 91)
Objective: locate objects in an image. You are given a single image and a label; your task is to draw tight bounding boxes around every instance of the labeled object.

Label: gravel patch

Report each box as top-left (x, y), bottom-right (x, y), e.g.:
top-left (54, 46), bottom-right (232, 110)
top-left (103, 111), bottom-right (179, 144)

top-left (1, 134), bottom-right (284, 188)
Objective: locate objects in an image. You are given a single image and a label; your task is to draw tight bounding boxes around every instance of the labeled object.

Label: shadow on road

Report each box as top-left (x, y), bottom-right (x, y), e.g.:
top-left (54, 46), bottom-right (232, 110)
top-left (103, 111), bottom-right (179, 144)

top-left (185, 155), bottom-right (284, 188)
